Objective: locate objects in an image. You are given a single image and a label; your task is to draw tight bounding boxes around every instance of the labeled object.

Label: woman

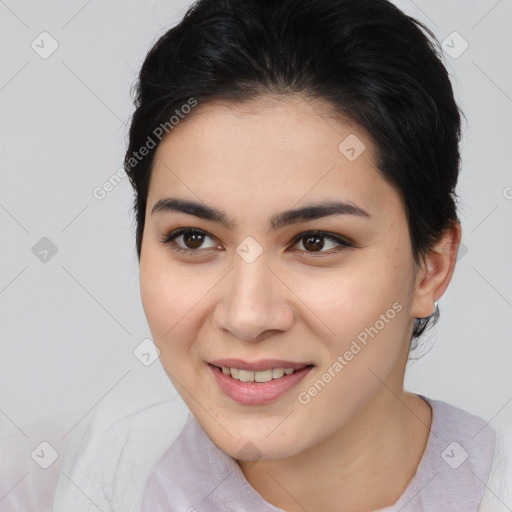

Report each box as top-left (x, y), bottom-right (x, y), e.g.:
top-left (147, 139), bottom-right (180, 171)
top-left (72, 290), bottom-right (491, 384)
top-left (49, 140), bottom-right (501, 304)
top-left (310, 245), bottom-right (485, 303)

top-left (50, 0), bottom-right (510, 511)
top-left (117, 0), bottom-right (511, 511)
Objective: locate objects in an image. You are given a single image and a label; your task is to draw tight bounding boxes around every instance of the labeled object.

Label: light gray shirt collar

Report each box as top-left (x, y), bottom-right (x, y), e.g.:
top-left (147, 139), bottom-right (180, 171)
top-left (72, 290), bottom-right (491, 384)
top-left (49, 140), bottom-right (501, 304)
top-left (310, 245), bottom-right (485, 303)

top-left (141, 394), bottom-right (496, 512)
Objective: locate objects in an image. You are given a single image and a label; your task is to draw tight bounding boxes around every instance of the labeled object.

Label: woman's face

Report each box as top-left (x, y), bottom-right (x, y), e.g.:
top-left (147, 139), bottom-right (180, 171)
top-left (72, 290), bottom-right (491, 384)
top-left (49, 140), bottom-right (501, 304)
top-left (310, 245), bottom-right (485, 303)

top-left (139, 95), bottom-right (431, 461)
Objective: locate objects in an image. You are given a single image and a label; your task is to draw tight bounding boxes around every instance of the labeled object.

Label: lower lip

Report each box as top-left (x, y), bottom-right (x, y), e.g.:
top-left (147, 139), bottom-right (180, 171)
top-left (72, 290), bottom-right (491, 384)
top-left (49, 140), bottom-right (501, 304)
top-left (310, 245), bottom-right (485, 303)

top-left (208, 364), bottom-right (313, 405)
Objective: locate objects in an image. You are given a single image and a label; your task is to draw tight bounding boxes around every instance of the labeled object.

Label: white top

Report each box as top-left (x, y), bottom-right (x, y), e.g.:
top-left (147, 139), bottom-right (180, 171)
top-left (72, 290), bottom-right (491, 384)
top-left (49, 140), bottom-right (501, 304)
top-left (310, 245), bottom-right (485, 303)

top-left (2, 395), bottom-right (511, 511)
top-left (139, 394), bottom-right (497, 511)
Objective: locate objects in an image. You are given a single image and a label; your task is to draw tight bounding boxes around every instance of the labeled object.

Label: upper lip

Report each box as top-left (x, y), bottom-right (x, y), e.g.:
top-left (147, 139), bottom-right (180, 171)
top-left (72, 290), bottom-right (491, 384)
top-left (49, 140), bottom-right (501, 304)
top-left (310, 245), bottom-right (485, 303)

top-left (208, 359), bottom-right (313, 372)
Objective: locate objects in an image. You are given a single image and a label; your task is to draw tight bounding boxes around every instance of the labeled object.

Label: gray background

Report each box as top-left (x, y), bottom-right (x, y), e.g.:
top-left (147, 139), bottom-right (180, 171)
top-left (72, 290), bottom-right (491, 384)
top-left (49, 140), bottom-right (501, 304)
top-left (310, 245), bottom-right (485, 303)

top-left (0, 0), bottom-right (511, 466)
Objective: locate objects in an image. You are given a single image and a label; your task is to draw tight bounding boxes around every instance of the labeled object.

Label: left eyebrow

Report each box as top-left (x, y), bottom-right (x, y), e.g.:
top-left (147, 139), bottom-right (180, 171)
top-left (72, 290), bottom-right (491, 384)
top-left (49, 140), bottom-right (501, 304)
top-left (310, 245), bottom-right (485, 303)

top-left (151, 197), bottom-right (372, 231)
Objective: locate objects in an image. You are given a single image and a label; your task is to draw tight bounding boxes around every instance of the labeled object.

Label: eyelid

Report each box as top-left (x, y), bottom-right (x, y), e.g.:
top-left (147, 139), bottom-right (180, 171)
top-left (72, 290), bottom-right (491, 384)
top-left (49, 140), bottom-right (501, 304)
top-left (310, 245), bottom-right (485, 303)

top-left (289, 230), bottom-right (355, 250)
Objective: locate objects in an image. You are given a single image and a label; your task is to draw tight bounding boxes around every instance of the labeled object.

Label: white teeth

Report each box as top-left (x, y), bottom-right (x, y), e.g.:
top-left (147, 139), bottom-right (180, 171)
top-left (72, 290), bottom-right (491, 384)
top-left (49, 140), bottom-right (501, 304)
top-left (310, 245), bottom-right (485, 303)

top-left (272, 368), bottom-right (285, 379)
top-left (221, 366), bottom-right (300, 382)
top-left (255, 369), bottom-right (273, 383)
top-left (238, 369), bottom-right (254, 382)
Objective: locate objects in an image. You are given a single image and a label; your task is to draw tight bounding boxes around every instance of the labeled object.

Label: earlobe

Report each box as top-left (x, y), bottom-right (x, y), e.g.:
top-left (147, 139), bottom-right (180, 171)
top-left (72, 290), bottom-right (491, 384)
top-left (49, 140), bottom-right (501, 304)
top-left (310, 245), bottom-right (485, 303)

top-left (410, 220), bottom-right (462, 319)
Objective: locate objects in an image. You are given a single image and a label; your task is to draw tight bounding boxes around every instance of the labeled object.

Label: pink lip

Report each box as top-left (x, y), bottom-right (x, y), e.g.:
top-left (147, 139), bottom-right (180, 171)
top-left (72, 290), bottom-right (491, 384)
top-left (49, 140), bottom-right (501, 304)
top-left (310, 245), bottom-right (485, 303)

top-left (208, 358), bottom-right (311, 372)
top-left (208, 363), bottom-right (313, 405)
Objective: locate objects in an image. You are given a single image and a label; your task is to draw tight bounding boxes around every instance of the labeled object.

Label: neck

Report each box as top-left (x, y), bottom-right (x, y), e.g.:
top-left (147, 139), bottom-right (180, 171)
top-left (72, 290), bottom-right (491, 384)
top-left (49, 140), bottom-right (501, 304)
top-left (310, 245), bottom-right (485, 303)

top-left (238, 389), bottom-right (432, 512)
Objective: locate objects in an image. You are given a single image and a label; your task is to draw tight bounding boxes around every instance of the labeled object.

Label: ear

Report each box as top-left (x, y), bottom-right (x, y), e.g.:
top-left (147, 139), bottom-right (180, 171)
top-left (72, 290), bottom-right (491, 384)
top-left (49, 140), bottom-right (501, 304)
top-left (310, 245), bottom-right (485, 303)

top-left (410, 220), bottom-right (462, 319)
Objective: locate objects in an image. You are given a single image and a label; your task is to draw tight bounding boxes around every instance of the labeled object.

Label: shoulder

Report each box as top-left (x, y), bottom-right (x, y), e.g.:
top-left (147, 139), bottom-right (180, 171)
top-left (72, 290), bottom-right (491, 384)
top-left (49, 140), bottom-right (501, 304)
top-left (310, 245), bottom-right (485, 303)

top-left (422, 395), bottom-right (497, 468)
top-left (53, 399), bottom-right (188, 512)
top-left (479, 414), bottom-right (512, 511)
top-left (0, 413), bottom-right (75, 512)
top-left (421, 395), bottom-right (512, 511)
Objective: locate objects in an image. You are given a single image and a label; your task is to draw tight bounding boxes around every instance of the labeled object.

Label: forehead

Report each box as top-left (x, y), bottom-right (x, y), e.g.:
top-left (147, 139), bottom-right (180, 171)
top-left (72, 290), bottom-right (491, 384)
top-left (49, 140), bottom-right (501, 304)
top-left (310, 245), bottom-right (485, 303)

top-left (148, 95), bottom-right (404, 222)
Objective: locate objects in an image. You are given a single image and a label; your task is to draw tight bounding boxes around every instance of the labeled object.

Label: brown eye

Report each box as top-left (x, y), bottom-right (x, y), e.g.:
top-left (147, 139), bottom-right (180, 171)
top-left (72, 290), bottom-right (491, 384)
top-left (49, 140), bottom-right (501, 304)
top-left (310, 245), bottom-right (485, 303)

top-left (182, 231), bottom-right (206, 249)
top-left (291, 231), bottom-right (354, 254)
top-left (159, 228), bottom-right (218, 254)
top-left (302, 234), bottom-right (325, 252)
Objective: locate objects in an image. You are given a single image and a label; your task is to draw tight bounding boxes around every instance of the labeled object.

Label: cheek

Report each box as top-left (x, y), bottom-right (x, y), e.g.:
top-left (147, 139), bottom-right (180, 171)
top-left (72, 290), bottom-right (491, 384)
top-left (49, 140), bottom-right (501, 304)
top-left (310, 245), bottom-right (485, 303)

top-left (293, 289), bottom-right (407, 441)
top-left (305, 257), bottom-right (411, 385)
top-left (139, 251), bottom-right (193, 346)
top-left (298, 257), bottom-right (408, 339)
top-left (139, 249), bottom-right (218, 367)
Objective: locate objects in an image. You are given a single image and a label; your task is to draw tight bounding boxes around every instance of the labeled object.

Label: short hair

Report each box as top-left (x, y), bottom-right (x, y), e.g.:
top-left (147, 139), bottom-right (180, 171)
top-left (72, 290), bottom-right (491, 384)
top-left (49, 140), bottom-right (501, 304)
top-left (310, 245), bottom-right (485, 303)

top-left (124, 0), bottom-right (463, 345)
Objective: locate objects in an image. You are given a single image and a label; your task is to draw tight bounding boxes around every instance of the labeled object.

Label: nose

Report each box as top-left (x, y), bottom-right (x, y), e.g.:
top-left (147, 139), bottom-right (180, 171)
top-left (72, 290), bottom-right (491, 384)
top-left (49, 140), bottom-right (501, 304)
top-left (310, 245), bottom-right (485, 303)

top-left (212, 251), bottom-right (294, 342)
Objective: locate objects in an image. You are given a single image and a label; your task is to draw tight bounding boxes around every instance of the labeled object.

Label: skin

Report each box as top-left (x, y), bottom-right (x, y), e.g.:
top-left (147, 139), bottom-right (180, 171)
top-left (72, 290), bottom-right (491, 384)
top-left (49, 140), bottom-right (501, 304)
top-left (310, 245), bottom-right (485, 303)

top-left (139, 95), bottom-right (462, 511)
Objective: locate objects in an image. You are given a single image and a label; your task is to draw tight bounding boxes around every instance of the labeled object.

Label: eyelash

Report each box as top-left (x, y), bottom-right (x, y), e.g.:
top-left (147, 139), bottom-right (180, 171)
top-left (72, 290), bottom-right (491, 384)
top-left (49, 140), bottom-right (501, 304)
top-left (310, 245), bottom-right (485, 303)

top-left (158, 227), bottom-right (355, 257)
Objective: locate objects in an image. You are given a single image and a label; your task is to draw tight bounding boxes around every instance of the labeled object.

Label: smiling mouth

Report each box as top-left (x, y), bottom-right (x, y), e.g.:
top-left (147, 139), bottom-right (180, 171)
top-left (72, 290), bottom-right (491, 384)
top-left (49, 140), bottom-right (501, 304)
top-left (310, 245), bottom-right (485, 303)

top-left (209, 364), bottom-right (315, 383)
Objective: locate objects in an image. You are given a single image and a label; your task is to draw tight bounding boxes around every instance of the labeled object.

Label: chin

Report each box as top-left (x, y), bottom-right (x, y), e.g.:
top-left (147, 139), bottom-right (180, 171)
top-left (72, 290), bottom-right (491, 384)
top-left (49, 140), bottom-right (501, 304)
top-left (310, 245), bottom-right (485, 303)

top-left (201, 416), bottom-right (312, 462)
